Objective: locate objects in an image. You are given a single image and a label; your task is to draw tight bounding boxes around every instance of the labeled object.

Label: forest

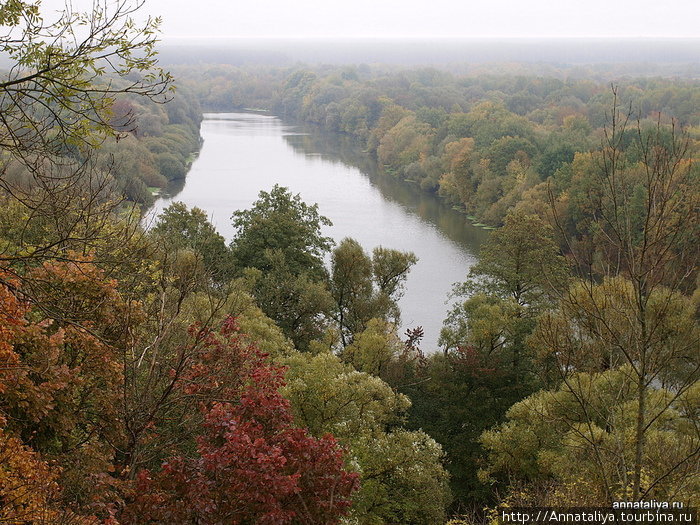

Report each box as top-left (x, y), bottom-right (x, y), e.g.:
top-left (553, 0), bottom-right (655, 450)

top-left (171, 62), bottom-right (700, 227)
top-left (0, 0), bottom-right (698, 523)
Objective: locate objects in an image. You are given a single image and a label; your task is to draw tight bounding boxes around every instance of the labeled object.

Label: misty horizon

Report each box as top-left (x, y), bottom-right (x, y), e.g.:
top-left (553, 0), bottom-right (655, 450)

top-left (154, 37), bottom-right (700, 70)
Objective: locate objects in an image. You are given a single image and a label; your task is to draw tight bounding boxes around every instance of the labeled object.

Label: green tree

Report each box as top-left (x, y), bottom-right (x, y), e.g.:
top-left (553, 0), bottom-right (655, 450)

top-left (372, 245), bottom-right (418, 306)
top-left (243, 252), bottom-right (334, 350)
top-left (546, 95), bottom-right (700, 500)
top-left (152, 202), bottom-right (233, 281)
top-left (441, 293), bottom-right (530, 367)
top-left (330, 238), bottom-right (374, 345)
top-left (524, 277), bottom-right (699, 503)
top-left (342, 318), bottom-right (405, 379)
top-left (467, 210), bottom-right (567, 308)
top-left (230, 186), bottom-right (333, 348)
top-left (441, 210), bottom-right (567, 372)
top-left (399, 347), bottom-right (530, 513)
top-left (484, 94), bottom-right (700, 507)
top-left (433, 210), bottom-right (567, 509)
top-left (282, 350), bottom-right (451, 524)
top-left (481, 365), bottom-right (700, 505)
top-left (330, 237), bottom-right (417, 346)
top-left (377, 115), bottom-right (434, 175)
top-left (439, 137), bottom-right (476, 207)
top-left (230, 185), bottom-right (333, 279)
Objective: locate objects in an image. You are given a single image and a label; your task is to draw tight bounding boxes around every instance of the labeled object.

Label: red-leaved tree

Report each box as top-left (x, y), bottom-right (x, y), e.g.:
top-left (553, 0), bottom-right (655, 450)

top-left (121, 317), bottom-right (359, 524)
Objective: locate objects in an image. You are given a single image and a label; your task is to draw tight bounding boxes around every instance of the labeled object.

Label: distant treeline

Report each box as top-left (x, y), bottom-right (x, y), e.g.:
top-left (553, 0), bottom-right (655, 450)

top-left (156, 38), bottom-right (700, 72)
top-left (172, 63), bottom-right (700, 227)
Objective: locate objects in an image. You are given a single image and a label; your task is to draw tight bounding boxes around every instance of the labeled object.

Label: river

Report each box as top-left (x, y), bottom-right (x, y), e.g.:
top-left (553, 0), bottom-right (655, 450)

top-left (149, 112), bottom-right (489, 351)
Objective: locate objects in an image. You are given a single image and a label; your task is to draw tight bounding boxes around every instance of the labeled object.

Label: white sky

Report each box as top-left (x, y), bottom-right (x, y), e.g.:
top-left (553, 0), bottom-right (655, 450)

top-left (39, 0), bottom-right (700, 39)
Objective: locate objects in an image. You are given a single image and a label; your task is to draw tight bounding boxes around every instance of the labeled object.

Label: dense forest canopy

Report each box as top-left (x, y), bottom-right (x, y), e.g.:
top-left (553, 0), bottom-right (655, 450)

top-left (0, 1), bottom-right (698, 522)
top-left (169, 62), bottom-right (700, 231)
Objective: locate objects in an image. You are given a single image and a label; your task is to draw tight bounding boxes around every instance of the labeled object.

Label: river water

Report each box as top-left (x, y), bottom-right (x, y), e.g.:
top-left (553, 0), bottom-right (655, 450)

top-left (149, 113), bottom-right (489, 351)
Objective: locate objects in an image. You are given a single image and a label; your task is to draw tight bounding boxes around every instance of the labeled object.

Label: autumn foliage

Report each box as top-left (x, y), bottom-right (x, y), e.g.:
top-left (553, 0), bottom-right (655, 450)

top-left (123, 318), bottom-right (359, 524)
top-left (0, 266), bottom-right (358, 524)
top-left (0, 271), bottom-right (93, 523)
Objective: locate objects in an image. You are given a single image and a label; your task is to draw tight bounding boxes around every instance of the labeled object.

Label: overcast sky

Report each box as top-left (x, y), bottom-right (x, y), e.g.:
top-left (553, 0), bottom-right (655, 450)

top-left (41, 0), bottom-right (700, 39)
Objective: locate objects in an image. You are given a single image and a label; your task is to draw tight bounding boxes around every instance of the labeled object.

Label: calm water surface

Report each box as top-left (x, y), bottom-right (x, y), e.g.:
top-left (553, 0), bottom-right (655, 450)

top-left (150, 113), bottom-right (489, 351)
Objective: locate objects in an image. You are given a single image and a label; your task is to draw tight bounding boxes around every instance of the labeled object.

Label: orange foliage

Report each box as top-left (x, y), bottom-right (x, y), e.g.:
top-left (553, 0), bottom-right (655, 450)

top-left (0, 261), bottom-right (137, 522)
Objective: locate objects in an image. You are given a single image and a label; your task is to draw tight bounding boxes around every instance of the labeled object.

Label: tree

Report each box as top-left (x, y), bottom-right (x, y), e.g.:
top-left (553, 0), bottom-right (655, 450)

top-left (0, 262), bottom-right (133, 519)
top-left (396, 346), bottom-right (531, 513)
top-left (524, 277), bottom-right (699, 503)
top-left (282, 350), bottom-right (451, 524)
top-left (342, 318), bottom-right (405, 378)
top-left (0, 0), bottom-right (174, 324)
top-left (466, 210), bottom-right (567, 309)
top-left (0, 276), bottom-right (71, 523)
top-left (372, 245), bottom-right (418, 311)
top-left (0, 159), bottom-right (145, 271)
top-left (129, 403), bottom-right (357, 524)
top-left (544, 92), bottom-right (700, 500)
top-left (0, 0), bottom-right (171, 159)
top-left (481, 366), bottom-right (699, 505)
top-left (432, 210), bottom-right (566, 511)
top-left (230, 186), bottom-right (335, 348)
top-left (330, 238), bottom-right (374, 345)
top-left (230, 184), bottom-right (333, 280)
top-left (0, 419), bottom-right (83, 524)
top-left (483, 92), bottom-right (700, 506)
top-left (122, 319), bottom-right (358, 524)
top-left (330, 237), bottom-right (417, 346)
top-left (245, 258), bottom-right (334, 351)
top-left (350, 427), bottom-right (451, 524)
top-left (377, 115), bottom-right (434, 175)
top-left (152, 202), bottom-right (233, 282)
top-left (441, 210), bottom-right (567, 373)
top-left (439, 137), bottom-right (476, 206)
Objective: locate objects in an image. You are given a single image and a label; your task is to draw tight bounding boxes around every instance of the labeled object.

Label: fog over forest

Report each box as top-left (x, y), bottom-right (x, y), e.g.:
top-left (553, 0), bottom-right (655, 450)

top-left (156, 37), bottom-right (700, 71)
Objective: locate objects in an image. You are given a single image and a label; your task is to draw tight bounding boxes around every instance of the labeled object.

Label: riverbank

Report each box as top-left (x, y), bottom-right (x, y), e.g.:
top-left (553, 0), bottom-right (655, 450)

top-left (148, 112), bottom-right (489, 351)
